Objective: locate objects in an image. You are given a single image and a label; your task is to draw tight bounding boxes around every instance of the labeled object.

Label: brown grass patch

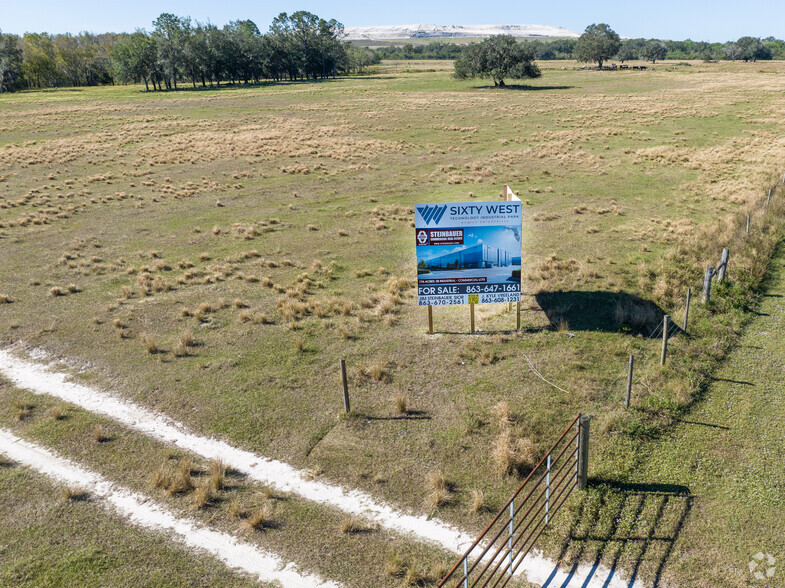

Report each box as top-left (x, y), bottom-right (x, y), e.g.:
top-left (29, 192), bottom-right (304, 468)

top-left (492, 430), bottom-right (536, 477)
top-left (395, 391), bottom-right (409, 415)
top-left (140, 332), bottom-right (158, 354)
top-left (209, 459), bottom-right (226, 491)
top-left (469, 489), bottom-right (486, 513)
top-left (242, 503), bottom-right (275, 531)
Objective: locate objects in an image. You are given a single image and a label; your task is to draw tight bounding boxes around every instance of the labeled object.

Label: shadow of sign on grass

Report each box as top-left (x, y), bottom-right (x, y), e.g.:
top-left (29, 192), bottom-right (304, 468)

top-left (535, 291), bottom-right (667, 336)
top-left (543, 479), bottom-right (692, 588)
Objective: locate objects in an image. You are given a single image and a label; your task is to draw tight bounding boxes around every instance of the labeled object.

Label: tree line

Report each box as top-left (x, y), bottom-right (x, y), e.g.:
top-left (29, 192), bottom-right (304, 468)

top-left (374, 34), bottom-right (784, 63)
top-left (0, 11), bottom-right (380, 93)
top-left (2, 15), bottom-right (784, 93)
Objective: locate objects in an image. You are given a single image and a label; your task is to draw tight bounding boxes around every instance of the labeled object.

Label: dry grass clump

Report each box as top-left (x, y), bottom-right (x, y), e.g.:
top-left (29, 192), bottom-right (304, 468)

top-left (277, 298), bottom-right (310, 322)
top-left (209, 459), bottom-right (226, 491)
top-left (387, 276), bottom-right (414, 294)
top-left (295, 336), bottom-right (305, 352)
top-left (386, 554), bottom-right (408, 578)
top-left (469, 489), bottom-right (486, 513)
top-left (340, 515), bottom-right (379, 534)
top-left (179, 330), bottom-right (195, 348)
top-left (92, 425), bottom-right (111, 443)
top-left (140, 332), bottom-right (158, 354)
top-left (355, 361), bottom-right (392, 383)
top-left (192, 483), bottom-right (213, 509)
top-left (151, 465), bottom-right (171, 491)
top-left (387, 556), bottom-right (445, 587)
top-left (152, 458), bottom-right (197, 496)
top-left (394, 391), bottom-right (409, 415)
top-left (46, 405), bottom-right (67, 421)
top-left (425, 471), bottom-right (452, 511)
top-left (493, 401), bottom-right (514, 428)
top-left (228, 499), bottom-right (245, 518)
top-left (242, 503), bottom-right (275, 531)
top-left (63, 486), bottom-right (88, 501)
top-left (492, 430), bottom-right (537, 477)
top-left (49, 286), bottom-right (67, 297)
top-left (15, 402), bottom-right (34, 421)
top-left (0, 294), bottom-right (13, 303)
top-left (151, 275), bottom-right (172, 292)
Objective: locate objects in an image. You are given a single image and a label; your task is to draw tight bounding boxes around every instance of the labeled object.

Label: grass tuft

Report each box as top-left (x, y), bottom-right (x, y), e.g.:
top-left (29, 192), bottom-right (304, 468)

top-left (63, 486), bottom-right (89, 501)
top-left (46, 405), bottom-right (67, 421)
top-left (242, 503), bottom-right (275, 531)
top-left (469, 489), bottom-right (486, 513)
top-left (192, 483), bottom-right (213, 510)
top-left (395, 391), bottom-right (409, 415)
top-left (140, 332), bottom-right (158, 354)
top-left (92, 425), bottom-right (111, 443)
top-left (209, 459), bottom-right (225, 491)
top-left (340, 515), bottom-right (378, 534)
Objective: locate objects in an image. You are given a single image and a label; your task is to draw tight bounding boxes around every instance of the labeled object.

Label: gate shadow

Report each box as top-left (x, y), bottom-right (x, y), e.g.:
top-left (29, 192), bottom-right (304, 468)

top-left (542, 478), bottom-right (692, 587)
top-left (534, 291), bottom-right (667, 336)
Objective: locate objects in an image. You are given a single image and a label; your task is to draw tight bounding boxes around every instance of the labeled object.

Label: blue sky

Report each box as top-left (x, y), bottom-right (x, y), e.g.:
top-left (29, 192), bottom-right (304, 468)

top-left (2, 0), bottom-right (783, 41)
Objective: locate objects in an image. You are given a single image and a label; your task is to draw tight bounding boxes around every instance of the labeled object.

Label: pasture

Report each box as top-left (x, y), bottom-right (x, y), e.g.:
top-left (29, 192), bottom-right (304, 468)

top-left (1, 59), bottom-right (785, 586)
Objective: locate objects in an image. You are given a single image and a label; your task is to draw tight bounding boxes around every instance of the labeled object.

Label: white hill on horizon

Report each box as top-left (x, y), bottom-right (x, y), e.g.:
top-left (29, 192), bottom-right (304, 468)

top-left (343, 24), bottom-right (581, 41)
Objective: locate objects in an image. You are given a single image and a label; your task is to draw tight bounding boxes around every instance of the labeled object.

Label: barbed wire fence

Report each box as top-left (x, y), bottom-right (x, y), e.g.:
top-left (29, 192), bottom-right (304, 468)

top-left (590, 172), bottom-right (784, 411)
top-left (524, 171), bottom-right (784, 414)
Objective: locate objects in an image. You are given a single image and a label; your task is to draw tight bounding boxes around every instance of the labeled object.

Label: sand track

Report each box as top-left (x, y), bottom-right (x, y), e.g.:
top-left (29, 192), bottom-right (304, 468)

top-left (0, 347), bottom-right (638, 587)
top-left (0, 428), bottom-right (338, 587)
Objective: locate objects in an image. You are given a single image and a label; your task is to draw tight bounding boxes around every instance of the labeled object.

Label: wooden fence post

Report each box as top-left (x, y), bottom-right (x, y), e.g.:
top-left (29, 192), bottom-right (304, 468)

top-left (767, 188), bottom-right (773, 209)
top-left (516, 301), bottom-right (521, 331)
top-left (470, 303), bottom-right (475, 334)
top-left (702, 266), bottom-right (713, 304)
top-left (717, 248), bottom-right (729, 282)
top-left (746, 214), bottom-right (751, 235)
top-left (427, 305), bottom-right (433, 335)
top-left (577, 415), bottom-right (590, 489)
top-left (339, 358), bottom-right (350, 413)
top-left (625, 354), bottom-right (634, 408)
top-left (684, 288), bottom-right (691, 334)
top-left (661, 315), bottom-right (669, 366)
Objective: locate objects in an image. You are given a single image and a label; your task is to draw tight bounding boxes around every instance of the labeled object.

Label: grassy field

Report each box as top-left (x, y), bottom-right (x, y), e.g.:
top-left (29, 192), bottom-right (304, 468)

top-left (2, 59), bottom-right (785, 585)
top-left (0, 462), bottom-right (261, 587)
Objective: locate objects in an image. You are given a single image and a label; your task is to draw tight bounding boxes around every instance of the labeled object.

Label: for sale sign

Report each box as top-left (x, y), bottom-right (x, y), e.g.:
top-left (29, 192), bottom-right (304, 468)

top-left (415, 201), bottom-right (522, 306)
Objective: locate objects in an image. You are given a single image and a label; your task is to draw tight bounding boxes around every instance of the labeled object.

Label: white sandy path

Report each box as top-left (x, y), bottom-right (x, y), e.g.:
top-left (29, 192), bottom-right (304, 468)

top-left (0, 348), bottom-right (640, 588)
top-left (0, 428), bottom-right (338, 587)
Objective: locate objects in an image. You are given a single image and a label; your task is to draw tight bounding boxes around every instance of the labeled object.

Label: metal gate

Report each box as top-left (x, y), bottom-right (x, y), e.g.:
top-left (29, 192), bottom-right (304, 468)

top-left (439, 414), bottom-right (590, 588)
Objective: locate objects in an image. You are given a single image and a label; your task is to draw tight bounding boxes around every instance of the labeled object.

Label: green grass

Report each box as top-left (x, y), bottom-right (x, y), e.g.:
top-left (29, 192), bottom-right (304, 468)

top-left (0, 379), bottom-right (457, 587)
top-left (540, 247), bottom-right (785, 587)
top-left (2, 59), bottom-right (785, 584)
top-left (0, 465), bottom-right (261, 587)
